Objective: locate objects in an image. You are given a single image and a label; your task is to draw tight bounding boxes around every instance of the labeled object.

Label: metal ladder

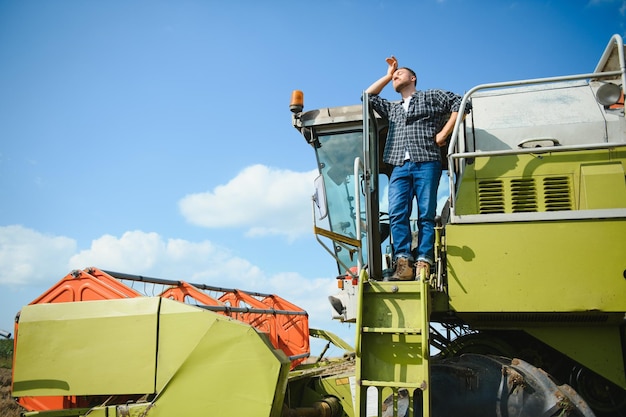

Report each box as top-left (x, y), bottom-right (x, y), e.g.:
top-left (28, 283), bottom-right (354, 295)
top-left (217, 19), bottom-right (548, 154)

top-left (355, 270), bottom-right (431, 417)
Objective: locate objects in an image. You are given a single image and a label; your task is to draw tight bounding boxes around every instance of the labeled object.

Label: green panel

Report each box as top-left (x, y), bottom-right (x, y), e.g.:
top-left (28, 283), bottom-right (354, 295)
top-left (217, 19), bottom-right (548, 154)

top-left (312, 375), bottom-right (356, 417)
top-left (446, 219), bottom-right (626, 312)
top-left (287, 372), bottom-right (356, 417)
top-left (13, 297), bottom-right (159, 396)
top-left (361, 333), bottom-right (425, 384)
top-left (526, 326), bottom-right (626, 389)
top-left (146, 316), bottom-right (290, 417)
top-left (155, 297), bottom-right (221, 391)
top-left (579, 162), bottom-right (626, 209)
top-left (361, 282), bottom-right (425, 331)
top-left (454, 164), bottom-right (479, 215)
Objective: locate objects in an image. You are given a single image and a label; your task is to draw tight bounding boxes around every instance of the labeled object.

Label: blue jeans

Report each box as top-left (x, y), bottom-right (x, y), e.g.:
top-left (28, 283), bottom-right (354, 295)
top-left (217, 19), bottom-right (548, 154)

top-left (388, 160), bottom-right (441, 265)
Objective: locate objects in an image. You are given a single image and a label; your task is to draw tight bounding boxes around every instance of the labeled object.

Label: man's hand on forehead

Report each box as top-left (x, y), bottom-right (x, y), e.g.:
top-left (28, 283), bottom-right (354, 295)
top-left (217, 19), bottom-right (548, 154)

top-left (386, 56), bottom-right (398, 67)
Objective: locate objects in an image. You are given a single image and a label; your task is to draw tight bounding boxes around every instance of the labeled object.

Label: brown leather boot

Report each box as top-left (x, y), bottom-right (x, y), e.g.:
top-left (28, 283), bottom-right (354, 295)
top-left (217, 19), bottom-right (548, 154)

top-left (389, 257), bottom-right (415, 281)
top-left (415, 261), bottom-right (431, 281)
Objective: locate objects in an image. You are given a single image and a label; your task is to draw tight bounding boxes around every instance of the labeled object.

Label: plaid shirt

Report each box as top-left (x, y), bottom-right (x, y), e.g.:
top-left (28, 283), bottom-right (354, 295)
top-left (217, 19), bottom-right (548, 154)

top-left (370, 90), bottom-right (469, 166)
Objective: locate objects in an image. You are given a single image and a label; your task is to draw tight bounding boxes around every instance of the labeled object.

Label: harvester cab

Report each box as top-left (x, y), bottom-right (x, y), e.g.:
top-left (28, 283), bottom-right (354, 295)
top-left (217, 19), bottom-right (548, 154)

top-left (290, 94), bottom-right (393, 323)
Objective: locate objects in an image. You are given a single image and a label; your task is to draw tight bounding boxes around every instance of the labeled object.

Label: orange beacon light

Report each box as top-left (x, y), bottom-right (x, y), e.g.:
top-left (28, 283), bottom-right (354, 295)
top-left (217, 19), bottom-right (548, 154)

top-left (290, 90), bottom-right (304, 113)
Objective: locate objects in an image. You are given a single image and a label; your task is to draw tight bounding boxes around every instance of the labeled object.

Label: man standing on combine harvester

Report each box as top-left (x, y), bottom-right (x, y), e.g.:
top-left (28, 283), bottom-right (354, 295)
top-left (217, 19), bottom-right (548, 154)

top-left (365, 56), bottom-right (470, 281)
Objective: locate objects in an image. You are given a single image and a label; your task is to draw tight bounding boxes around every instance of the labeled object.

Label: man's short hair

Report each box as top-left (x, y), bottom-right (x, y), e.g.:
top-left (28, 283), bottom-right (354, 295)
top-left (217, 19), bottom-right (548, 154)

top-left (400, 67), bottom-right (417, 84)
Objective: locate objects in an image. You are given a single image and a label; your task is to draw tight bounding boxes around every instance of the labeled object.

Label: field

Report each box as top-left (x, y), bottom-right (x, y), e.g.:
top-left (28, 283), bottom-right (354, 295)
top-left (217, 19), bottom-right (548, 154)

top-left (0, 340), bottom-right (24, 417)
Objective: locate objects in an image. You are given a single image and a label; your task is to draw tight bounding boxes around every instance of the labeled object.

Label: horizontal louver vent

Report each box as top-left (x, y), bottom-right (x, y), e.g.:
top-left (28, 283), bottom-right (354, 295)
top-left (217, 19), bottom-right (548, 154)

top-left (543, 176), bottom-right (572, 211)
top-left (477, 176), bottom-right (572, 214)
top-left (511, 179), bottom-right (537, 212)
top-left (478, 180), bottom-right (505, 213)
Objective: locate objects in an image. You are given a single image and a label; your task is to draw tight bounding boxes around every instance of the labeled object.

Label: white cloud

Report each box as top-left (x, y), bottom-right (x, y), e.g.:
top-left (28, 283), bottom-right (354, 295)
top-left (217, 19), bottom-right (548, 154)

top-left (69, 231), bottom-right (165, 272)
top-left (68, 230), bottom-right (263, 287)
top-left (0, 225), bottom-right (76, 286)
top-left (0, 227), bottom-right (328, 299)
top-left (178, 164), bottom-right (318, 240)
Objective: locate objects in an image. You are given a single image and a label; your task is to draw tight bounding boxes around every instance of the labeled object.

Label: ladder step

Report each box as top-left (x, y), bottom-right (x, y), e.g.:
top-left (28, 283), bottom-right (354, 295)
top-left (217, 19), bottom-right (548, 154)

top-left (364, 281), bottom-right (424, 293)
top-left (361, 327), bottom-right (422, 334)
top-left (360, 380), bottom-right (426, 390)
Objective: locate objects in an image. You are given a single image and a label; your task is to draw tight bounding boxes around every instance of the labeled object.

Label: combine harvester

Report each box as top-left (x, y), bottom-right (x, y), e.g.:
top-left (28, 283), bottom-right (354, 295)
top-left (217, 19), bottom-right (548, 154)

top-left (289, 34), bottom-right (626, 417)
top-left (11, 34), bottom-right (626, 416)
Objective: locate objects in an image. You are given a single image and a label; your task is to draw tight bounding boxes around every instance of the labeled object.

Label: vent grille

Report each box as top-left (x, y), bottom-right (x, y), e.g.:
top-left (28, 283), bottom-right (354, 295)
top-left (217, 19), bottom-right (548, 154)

top-left (543, 176), bottom-right (572, 211)
top-left (478, 180), bottom-right (505, 213)
top-left (511, 179), bottom-right (537, 212)
top-left (477, 176), bottom-right (572, 214)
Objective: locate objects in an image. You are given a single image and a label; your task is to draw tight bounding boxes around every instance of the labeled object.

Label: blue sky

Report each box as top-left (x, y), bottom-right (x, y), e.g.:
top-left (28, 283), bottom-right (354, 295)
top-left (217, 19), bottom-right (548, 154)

top-left (0, 0), bottom-right (624, 352)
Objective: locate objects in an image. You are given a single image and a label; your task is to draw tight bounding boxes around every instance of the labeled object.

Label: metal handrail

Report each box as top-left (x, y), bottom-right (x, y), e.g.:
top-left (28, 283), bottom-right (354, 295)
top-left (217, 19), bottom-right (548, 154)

top-left (594, 33), bottom-right (626, 90)
top-left (104, 269), bottom-right (275, 298)
top-left (449, 141), bottom-right (624, 160)
top-left (353, 156), bottom-right (365, 270)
